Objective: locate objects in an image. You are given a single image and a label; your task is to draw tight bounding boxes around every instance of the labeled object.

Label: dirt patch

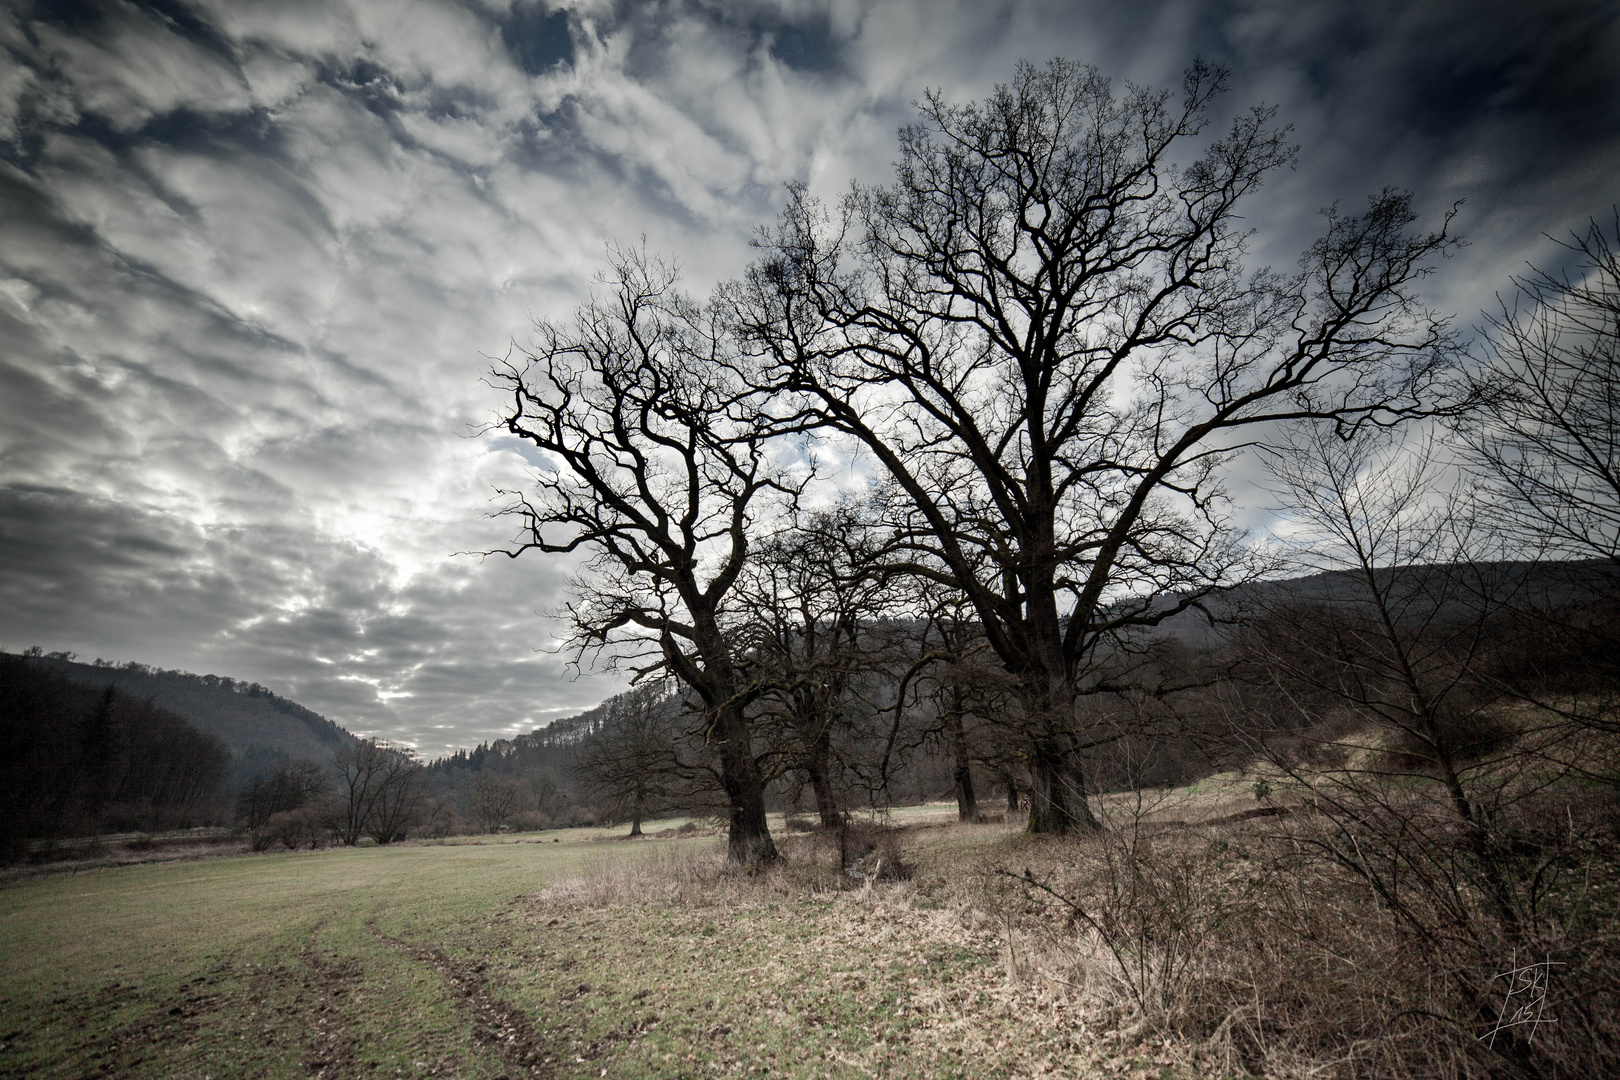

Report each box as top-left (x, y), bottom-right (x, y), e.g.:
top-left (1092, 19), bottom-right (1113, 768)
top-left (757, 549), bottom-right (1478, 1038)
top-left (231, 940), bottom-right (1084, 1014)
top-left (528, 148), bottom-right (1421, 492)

top-left (369, 926), bottom-right (554, 1079)
top-left (293, 945), bottom-right (364, 1078)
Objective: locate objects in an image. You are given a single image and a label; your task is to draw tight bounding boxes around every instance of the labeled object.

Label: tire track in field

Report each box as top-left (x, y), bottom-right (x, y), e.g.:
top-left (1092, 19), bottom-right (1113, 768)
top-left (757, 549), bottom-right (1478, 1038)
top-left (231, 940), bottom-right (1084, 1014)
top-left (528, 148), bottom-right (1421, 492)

top-left (367, 925), bottom-right (554, 1079)
top-left (296, 937), bottom-right (365, 1079)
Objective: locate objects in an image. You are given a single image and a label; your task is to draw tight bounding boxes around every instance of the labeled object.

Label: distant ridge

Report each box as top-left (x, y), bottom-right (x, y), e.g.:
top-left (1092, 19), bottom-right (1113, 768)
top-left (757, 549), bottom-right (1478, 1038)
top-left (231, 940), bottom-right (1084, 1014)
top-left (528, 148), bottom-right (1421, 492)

top-left (18, 652), bottom-right (356, 774)
top-left (430, 698), bottom-right (608, 770)
top-left (1153, 559), bottom-right (1619, 651)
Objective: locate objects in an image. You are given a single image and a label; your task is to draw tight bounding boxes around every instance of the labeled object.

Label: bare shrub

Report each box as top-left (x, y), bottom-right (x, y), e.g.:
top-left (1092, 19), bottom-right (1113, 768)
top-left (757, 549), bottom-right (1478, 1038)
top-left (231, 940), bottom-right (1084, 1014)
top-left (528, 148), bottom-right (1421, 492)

top-left (256, 804), bottom-right (328, 851)
top-left (990, 785), bottom-right (1619, 1079)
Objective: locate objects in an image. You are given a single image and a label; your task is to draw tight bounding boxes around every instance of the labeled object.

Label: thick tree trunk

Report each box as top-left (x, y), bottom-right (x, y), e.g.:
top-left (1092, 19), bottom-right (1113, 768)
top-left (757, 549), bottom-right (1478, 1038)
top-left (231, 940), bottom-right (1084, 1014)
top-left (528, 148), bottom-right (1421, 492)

top-left (805, 722), bottom-right (841, 829)
top-left (1017, 581), bottom-right (1102, 833)
top-left (628, 786), bottom-right (643, 837)
top-left (714, 704), bottom-right (777, 865)
top-left (1026, 739), bottom-right (1101, 833)
top-left (954, 759), bottom-right (980, 823)
top-left (1018, 634), bottom-right (1102, 833)
top-left (809, 768), bottom-right (840, 830)
top-left (680, 620), bottom-right (777, 866)
top-left (1004, 768), bottom-right (1020, 813)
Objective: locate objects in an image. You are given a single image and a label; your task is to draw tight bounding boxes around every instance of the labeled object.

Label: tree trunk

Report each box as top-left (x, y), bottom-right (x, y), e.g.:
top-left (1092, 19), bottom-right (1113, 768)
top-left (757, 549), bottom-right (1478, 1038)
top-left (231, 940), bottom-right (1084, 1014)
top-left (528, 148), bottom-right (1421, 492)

top-left (951, 696), bottom-right (980, 822)
top-left (1019, 649), bottom-right (1102, 833)
top-left (1026, 738), bottom-right (1101, 834)
top-left (678, 620), bottom-right (777, 866)
top-left (1004, 768), bottom-right (1020, 813)
top-left (805, 722), bottom-right (841, 829)
top-left (954, 759), bottom-right (980, 823)
top-left (714, 703), bottom-right (777, 865)
top-left (628, 784), bottom-right (643, 838)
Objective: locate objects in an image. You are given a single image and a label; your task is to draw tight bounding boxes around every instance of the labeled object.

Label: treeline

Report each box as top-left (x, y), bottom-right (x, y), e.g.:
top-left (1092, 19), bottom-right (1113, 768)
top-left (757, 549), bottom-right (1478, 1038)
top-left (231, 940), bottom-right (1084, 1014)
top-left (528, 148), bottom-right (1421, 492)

top-left (418, 650), bottom-right (985, 839)
top-left (0, 650), bottom-right (230, 861)
top-left (25, 651), bottom-right (353, 774)
top-left (423, 707), bottom-right (603, 831)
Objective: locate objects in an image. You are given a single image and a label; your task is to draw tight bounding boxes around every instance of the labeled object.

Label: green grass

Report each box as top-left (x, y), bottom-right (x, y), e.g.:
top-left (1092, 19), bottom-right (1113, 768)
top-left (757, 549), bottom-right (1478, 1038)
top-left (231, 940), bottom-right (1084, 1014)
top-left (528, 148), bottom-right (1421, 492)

top-left (0, 827), bottom-right (679, 1079)
top-left (0, 812), bottom-right (1215, 1079)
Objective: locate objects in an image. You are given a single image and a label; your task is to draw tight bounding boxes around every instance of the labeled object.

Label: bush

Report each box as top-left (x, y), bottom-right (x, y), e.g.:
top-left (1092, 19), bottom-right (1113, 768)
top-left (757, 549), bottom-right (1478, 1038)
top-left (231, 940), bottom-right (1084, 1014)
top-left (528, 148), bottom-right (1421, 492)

top-left (994, 781), bottom-right (1620, 1079)
top-left (254, 804), bottom-right (329, 851)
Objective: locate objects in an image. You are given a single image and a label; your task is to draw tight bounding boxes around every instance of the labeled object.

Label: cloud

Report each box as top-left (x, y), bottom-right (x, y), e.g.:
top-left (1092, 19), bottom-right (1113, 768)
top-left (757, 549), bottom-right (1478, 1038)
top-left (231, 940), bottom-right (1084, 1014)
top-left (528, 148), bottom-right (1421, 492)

top-left (1, 0), bottom-right (1616, 756)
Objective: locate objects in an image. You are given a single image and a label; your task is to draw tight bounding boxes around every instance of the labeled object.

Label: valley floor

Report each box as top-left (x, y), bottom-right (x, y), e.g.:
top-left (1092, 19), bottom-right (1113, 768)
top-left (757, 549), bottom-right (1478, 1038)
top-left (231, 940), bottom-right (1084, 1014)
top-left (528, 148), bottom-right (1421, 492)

top-left (0, 808), bottom-right (1213, 1080)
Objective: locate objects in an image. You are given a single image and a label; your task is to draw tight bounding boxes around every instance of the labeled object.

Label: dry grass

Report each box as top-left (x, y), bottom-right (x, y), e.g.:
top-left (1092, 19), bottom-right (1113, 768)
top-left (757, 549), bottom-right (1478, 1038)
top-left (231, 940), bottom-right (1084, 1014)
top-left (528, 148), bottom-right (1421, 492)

top-left (513, 822), bottom-right (1227, 1078)
top-left (527, 782), bottom-right (1618, 1080)
top-left (7, 789), bottom-right (1610, 1078)
top-left (968, 787), bottom-right (1620, 1080)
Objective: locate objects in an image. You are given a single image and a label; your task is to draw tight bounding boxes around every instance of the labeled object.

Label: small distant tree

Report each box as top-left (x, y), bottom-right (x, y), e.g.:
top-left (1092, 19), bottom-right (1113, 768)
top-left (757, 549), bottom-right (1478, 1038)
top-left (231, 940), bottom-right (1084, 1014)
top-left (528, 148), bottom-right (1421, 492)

top-left (330, 739), bottom-right (391, 846)
top-left (896, 586), bottom-right (1015, 824)
top-left (470, 771), bottom-right (529, 833)
top-left (575, 681), bottom-right (678, 836)
top-left (236, 758), bottom-right (328, 832)
top-left (261, 804), bottom-right (328, 850)
top-left (738, 504), bottom-right (902, 828)
top-left (365, 745), bottom-right (426, 845)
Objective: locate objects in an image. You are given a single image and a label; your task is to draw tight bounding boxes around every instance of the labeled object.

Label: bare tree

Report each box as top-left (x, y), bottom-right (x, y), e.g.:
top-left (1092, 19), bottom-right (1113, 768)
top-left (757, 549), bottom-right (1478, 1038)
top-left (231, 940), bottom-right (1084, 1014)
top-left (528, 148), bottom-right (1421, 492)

top-left (235, 758), bottom-right (328, 832)
top-left (900, 586), bottom-right (1014, 824)
top-left (725, 58), bottom-right (1460, 832)
top-left (1463, 212), bottom-right (1620, 737)
top-left (364, 745), bottom-right (425, 845)
top-left (737, 504), bottom-right (903, 827)
top-left (1234, 424), bottom-right (1614, 1075)
top-left (1467, 213), bottom-right (1620, 565)
top-left (574, 681), bottom-right (678, 836)
top-left (1248, 425), bottom-right (1571, 936)
top-left (487, 249), bottom-right (808, 865)
top-left (470, 770), bottom-right (529, 834)
top-left (330, 738), bottom-right (419, 846)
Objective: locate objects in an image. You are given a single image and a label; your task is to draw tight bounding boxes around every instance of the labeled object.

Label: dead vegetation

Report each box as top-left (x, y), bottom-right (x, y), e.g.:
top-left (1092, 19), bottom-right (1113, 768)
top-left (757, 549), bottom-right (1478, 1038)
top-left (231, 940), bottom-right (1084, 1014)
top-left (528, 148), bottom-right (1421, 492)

top-left (533, 777), bottom-right (1618, 1080)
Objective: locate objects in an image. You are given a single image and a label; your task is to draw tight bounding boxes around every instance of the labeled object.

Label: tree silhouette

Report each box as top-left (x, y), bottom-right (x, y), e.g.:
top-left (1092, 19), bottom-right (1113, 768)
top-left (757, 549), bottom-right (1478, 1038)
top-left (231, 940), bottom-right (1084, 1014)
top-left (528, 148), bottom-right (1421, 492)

top-left (726, 59), bottom-right (1460, 831)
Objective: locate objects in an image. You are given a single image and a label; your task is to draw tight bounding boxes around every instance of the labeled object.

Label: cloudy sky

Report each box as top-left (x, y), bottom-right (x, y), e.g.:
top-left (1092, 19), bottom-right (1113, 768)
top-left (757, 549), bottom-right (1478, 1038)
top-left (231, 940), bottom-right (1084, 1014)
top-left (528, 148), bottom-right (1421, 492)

top-left (2, 0), bottom-right (1617, 757)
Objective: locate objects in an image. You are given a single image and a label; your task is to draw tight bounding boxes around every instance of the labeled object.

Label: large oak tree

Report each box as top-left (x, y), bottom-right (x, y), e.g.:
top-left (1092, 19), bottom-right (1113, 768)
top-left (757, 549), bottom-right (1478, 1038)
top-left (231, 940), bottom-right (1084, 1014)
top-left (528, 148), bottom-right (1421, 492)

top-left (489, 250), bottom-right (806, 864)
top-left (723, 59), bottom-right (1461, 832)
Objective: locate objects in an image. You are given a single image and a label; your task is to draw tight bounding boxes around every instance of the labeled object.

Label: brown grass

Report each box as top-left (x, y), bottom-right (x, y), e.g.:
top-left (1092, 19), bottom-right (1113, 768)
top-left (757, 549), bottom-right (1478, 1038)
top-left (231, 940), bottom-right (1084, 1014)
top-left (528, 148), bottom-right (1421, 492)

top-left (531, 784), bottom-right (1618, 1080)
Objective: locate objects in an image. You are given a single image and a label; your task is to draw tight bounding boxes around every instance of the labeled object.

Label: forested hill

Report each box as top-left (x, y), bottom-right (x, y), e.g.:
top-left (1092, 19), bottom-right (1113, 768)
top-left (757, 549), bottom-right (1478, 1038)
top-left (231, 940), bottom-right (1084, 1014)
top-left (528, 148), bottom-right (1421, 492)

top-left (1153, 559), bottom-right (1620, 651)
top-left (17, 651), bottom-right (355, 773)
top-left (429, 699), bottom-right (608, 773)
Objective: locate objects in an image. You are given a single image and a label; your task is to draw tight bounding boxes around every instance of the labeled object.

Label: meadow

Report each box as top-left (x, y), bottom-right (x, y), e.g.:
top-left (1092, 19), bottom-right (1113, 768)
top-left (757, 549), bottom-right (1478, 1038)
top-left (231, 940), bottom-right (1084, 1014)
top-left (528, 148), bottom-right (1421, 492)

top-left (8, 776), bottom-right (1611, 1080)
top-left (0, 806), bottom-right (1210, 1080)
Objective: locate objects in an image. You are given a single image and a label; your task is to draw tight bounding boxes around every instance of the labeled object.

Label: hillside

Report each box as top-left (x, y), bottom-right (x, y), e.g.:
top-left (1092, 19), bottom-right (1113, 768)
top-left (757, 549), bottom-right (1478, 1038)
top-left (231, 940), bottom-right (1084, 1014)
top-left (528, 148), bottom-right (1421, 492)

top-left (19, 652), bottom-right (355, 776)
top-left (1152, 558), bottom-right (1620, 651)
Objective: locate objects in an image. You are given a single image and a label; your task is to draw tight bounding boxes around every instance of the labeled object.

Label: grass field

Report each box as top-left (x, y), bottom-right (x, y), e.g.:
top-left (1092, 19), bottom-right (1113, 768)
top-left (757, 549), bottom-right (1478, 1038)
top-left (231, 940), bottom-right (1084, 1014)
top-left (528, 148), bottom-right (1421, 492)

top-left (1, 825), bottom-right (643, 1079)
top-left (1, 808), bottom-right (1206, 1080)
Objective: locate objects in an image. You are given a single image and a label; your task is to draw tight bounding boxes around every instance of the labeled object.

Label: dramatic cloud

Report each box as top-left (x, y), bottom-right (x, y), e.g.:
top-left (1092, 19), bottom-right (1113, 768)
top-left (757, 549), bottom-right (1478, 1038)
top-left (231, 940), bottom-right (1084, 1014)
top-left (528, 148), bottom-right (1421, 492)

top-left (2, 0), bottom-right (1617, 756)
